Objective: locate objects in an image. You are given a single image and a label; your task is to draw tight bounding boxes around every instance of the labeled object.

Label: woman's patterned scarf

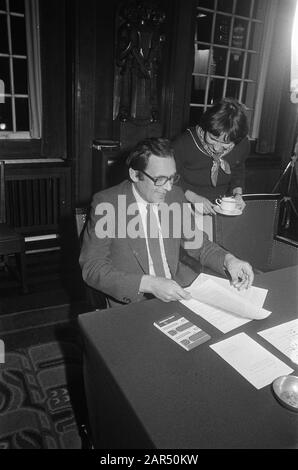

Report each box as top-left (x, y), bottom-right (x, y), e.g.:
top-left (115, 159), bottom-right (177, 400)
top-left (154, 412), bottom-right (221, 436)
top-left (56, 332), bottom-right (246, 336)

top-left (188, 126), bottom-right (234, 186)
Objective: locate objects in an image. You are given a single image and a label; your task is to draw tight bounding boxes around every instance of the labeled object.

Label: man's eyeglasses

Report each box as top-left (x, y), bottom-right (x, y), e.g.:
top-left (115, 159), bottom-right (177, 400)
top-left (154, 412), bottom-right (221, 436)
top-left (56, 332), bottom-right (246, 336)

top-left (140, 170), bottom-right (180, 187)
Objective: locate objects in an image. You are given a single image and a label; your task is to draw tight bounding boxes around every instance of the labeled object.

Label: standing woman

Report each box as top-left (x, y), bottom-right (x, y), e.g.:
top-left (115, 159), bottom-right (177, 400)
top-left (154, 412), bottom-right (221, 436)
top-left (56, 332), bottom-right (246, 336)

top-left (173, 98), bottom-right (250, 237)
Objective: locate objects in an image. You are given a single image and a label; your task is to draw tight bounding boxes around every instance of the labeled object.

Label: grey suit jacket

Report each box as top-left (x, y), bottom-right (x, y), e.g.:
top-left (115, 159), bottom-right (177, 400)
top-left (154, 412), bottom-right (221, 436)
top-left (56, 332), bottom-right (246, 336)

top-left (79, 180), bottom-right (227, 305)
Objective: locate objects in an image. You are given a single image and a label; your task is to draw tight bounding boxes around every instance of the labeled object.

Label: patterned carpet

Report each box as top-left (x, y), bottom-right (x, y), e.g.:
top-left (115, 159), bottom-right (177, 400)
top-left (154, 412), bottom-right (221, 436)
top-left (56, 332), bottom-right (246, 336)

top-left (0, 340), bottom-right (87, 449)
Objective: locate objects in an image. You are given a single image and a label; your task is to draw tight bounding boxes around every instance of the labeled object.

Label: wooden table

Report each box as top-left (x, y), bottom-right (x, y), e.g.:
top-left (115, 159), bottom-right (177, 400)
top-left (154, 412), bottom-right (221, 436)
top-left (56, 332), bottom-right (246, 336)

top-left (79, 266), bottom-right (298, 449)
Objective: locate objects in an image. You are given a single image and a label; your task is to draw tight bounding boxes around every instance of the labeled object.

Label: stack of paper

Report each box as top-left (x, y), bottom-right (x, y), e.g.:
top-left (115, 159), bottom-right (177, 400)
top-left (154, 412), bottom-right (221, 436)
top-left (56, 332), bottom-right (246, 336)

top-left (181, 273), bottom-right (271, 333)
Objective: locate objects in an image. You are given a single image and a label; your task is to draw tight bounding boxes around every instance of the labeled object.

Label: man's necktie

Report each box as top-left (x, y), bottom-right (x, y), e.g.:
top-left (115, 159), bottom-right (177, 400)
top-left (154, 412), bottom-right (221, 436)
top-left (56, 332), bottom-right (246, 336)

top-left (146, 204), bottom-right (166, 277)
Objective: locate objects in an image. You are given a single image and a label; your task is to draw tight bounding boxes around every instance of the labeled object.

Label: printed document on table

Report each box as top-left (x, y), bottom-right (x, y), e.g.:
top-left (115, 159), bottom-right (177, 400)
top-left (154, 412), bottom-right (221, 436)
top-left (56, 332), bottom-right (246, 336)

top-left (189, 279), bottom-right (270, 319)
top-left (180, 274), bottom-right (271, 333)
top-left (189, 273), bottom-right (269, 307)
top-left (210, 333), bottom-right (294, 389)
top-left (180, 297), bottom-right (251, 333)
top-left (258, 319), bottom-right (298, 364)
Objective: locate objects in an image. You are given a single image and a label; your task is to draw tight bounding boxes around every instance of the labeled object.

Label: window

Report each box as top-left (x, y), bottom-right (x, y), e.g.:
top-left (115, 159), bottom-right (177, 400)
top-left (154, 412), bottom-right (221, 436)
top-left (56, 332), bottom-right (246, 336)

top-left (190, 0), bottom-right (272, 136)
top-left (0, 0), bottom-right (41, 139)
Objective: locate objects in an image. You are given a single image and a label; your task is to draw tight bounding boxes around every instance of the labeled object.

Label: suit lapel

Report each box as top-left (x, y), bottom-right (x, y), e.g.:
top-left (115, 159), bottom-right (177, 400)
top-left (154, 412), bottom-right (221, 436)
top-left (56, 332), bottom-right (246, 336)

top-left (124, 182), bottom-right (149, 274)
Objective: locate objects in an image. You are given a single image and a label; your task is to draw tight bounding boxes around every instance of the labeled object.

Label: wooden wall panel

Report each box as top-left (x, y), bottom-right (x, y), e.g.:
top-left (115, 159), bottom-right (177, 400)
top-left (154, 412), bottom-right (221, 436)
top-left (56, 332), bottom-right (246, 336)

top-left (93, 2), bottom-right (118, 141)
top-left (70, 0), bottom-right (197, 203)
top-left (40, 0), bottom-right (67, 159)
top-left (67, 0), bottom-right (97, 206)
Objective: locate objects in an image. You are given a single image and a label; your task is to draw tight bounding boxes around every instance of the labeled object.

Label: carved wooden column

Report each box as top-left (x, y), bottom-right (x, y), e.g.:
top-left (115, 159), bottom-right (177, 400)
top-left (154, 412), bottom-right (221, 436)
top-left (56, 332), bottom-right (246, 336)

top-left (113, 0), bottom-right (167, 147)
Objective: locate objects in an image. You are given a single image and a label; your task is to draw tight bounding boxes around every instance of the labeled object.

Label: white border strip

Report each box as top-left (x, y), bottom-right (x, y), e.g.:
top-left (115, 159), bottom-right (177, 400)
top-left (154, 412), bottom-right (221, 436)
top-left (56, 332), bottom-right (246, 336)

top-left (25, 234), bottom-right (59, 242)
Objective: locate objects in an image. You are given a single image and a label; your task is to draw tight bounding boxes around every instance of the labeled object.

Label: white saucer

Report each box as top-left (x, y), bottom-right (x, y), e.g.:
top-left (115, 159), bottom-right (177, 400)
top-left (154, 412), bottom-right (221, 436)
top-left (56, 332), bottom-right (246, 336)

top-left (214, 206), bottom-right (242, 216)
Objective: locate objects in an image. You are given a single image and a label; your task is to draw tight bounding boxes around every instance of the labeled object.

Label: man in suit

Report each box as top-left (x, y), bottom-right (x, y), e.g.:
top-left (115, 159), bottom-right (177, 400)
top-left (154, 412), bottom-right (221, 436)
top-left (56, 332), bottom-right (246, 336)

top-left (80, 138), bottom-right (254, 307)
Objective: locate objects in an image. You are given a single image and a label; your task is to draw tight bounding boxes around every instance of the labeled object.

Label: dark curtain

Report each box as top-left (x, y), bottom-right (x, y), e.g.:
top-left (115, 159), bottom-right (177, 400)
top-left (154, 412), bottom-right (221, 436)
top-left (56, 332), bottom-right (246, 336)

top-left (256, 0), bottom-right (297, 158)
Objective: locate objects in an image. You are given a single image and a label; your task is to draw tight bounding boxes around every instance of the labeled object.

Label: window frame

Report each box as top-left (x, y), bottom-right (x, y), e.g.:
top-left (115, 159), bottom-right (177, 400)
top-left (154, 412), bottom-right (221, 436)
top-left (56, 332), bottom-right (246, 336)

top-left (189, 0), bottom-right (278, 139)
top-left (0, 0), bottom-right (33, 139)
top-left (0, 0), bottom-right (67, 160)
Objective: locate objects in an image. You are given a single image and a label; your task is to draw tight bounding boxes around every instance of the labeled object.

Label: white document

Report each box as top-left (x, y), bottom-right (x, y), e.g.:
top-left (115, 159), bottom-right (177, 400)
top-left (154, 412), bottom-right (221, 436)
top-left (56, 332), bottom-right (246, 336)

top-left (190, 278), bottom-right (271, 319)
top-left (180, 274), bottom-right (271, 333)
top-left (210, 333), bottom-right (294, 389)
top-left (258, 319), bottom-right (298, 365)
top-left (188, 273), bottom-right (269, 308)
top-left (180, 297), bottom-right (251, 333)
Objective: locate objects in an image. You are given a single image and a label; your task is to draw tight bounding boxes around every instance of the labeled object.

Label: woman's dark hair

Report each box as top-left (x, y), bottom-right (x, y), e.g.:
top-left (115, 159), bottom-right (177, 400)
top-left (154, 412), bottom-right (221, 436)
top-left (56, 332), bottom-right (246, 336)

top-left (126, 138), bottom-right (174, 173)
top-left (199, 97), bottom-right (249, 144)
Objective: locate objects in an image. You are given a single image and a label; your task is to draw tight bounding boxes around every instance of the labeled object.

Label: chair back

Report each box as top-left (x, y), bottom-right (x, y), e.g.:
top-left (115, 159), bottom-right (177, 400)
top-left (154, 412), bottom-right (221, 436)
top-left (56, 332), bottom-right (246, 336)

top-left (0, 161), bottom-right (6, 224)
top-left (92, 140), bottom-right (127, 194)
top-left (270, 236), bottom-right (298, 270)
top-left (213, 195), bottom-right (281, 272)
top-left (75, 206), bottom-right (107, 309)
top-left (75, 206), bottom-right (89, 239)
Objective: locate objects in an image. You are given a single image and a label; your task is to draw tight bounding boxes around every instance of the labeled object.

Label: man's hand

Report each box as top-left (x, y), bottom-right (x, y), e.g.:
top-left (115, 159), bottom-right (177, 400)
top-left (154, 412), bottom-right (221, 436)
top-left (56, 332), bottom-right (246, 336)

top-left (185, 190), bottom-right (216, 215)
top-left (224, 253), bottom-right (254, 290)
top-left (139, 276), bottom-right (192, 302)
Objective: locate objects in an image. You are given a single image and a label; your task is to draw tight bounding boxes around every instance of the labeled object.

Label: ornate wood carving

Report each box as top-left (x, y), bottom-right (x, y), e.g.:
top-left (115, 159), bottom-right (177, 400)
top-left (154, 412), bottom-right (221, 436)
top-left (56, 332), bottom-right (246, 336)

top-left (113, 0), bottom-right (166, 124)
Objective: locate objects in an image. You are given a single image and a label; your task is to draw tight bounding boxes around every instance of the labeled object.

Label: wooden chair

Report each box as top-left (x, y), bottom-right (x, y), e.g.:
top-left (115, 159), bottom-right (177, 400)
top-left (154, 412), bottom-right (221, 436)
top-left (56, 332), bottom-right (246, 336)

top-left (91, 140), bottom-right (126, 194)
top-left (75, 207), bottom-right (107, 310)
top-left (213, 194), bottom-right (281, 273)
top-left (0, 161), bottom-right (28, 293)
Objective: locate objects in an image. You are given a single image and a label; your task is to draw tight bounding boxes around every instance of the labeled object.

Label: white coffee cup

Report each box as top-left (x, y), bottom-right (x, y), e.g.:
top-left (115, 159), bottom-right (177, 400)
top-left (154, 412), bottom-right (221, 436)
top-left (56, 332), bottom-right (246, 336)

top-left (215, 196), bottom-right (237, 212)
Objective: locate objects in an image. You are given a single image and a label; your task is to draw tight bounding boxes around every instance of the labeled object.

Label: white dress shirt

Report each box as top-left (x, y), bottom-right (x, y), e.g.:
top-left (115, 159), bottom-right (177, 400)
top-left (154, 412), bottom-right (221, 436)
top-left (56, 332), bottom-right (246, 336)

top-left (132, 184), bottom-right (172, 279)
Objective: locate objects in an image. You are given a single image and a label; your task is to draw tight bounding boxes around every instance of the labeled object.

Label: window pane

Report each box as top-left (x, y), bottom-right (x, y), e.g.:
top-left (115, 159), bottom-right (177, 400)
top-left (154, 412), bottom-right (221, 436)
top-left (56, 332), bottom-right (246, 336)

top-left (189, 106), bottom-right (205, 127)
top-left (248, 21), bottom-right (263, 51)
top-left (0, 98), bottom-right (13, 131)
top-left (0, 57), bottom-right (11, 93)
top-left (244, 108), bottom-right (253, 130)
top-left (9, 0), bottom-right (25, 14)
top-left (197, 0), bottom-right (214, 9)
top-left (232, 19), bottom-right (248, 50)
top-left (226, 80), bottom-right (240, 99)
top-left (217, 0), bottom-right (233, 14)
top-left (242, 82), bottom-right (256, 108)
top-left (10, 15), bottom-right (27, 55)
top-left (191, 75), bottom-right (207, 104)
top-left (235, 0), bottom-right (252, 18)
top-left (193, 47), bottom-right (211, 77)
top-left (213, 47), bottom-right (228, 76)
top-left (0, 14), bottom-right (9, 53)
top-left (253, 0), bottom-right (266, 20)
top-left (15, 97), bottom-right (29, 131)
top-left (209, 77), bottom-right (225, 103)
top-left (0, 0), bottom-right (6, 10)
top-left (196, 10), bottom-right (213, 44)
top-left (229, 51), bottom-right (245, 78)
top-left (13, 58), bottom-right (28, 94)
top-left (214, 15), bottom-right (231, 46)
top-left (245, 52), bottom-right (259, 81)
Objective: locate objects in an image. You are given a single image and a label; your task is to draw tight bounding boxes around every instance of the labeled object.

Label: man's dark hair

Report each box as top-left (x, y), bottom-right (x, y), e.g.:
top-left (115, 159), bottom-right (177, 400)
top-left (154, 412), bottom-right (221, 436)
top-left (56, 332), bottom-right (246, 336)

top-left (126, 138), bottom-right (174, 175)
top-left (200, 97), bottom-right (249, 144)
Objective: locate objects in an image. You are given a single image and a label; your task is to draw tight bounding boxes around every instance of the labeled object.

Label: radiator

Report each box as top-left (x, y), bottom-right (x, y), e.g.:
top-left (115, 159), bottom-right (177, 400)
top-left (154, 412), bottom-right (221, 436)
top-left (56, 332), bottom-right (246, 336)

top-left (5, 166), bottom-right (71, 241)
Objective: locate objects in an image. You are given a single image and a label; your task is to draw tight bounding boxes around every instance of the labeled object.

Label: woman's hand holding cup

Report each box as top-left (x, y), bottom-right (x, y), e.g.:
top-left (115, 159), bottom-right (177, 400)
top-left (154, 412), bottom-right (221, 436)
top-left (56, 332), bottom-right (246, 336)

top-left (215, 196), bottom-right (237, 213)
